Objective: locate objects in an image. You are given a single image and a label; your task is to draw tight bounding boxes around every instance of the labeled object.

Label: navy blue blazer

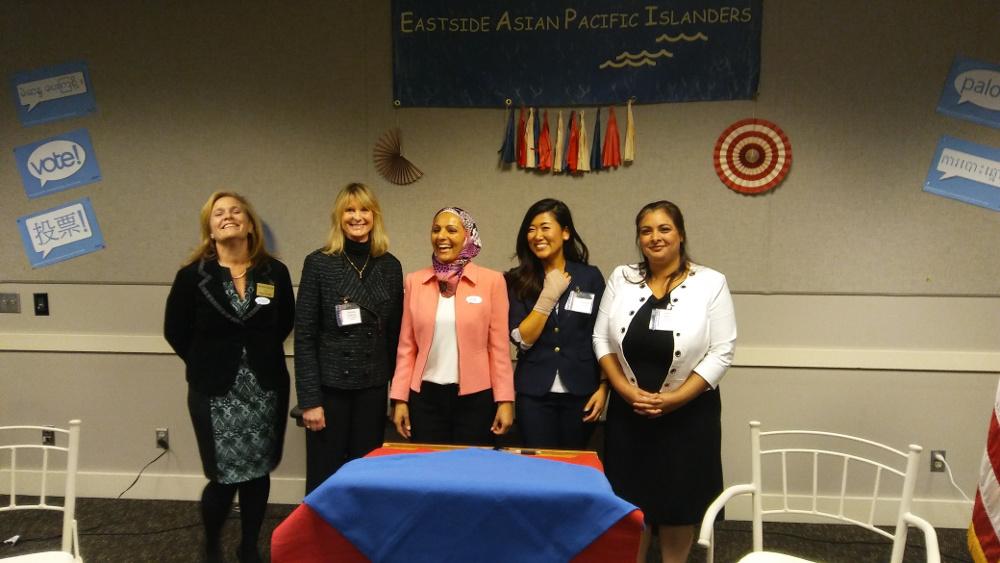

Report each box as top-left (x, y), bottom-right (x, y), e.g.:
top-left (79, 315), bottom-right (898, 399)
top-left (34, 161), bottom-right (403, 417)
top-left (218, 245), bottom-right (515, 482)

top-left (508, 261), bottom-right (605, 397)
top-left (164, 257), bottom-right (295, 397)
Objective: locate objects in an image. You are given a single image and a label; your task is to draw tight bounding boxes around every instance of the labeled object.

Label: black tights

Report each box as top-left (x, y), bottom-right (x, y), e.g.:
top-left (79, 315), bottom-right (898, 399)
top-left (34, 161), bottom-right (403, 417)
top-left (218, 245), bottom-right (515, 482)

top-left (201, 474), bottom-right (270, 563)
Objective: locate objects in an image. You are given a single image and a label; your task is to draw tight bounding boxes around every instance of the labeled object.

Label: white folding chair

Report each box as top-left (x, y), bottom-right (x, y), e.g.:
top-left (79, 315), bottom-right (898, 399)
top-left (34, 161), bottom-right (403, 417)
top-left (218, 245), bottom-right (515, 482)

top-left (0, 420), bottom-right (82, 563)
top-left (698, 421), bottom-right (939, 563)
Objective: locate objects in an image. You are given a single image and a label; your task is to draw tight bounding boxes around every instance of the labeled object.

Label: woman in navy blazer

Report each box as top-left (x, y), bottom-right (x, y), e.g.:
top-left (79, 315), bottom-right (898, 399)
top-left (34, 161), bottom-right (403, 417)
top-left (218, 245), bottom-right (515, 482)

top-left (164, 191), bottom-right (294, 563)
top-left (505, 199), bottom-right (607, 449)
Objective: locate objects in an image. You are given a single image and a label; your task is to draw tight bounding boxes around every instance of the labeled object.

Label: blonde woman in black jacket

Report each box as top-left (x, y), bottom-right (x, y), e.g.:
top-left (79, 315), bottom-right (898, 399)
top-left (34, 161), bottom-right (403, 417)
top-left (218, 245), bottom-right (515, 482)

top-left (294, 183), bottom-right (404, 494)
top-left (164, 191), bottom-right (294, 563)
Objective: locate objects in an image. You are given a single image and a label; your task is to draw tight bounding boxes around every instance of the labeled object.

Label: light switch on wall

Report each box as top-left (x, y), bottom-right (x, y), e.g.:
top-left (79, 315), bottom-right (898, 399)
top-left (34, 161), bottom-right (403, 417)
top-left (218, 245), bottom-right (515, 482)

top-left (33, 293), bottom-right (49, 316)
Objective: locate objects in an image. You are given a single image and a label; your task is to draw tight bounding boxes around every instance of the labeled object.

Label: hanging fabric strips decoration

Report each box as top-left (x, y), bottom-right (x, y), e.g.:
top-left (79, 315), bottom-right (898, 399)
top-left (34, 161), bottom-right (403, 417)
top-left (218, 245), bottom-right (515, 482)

top-left (525, 108), bottom-right (537, 169)
top-left (566, 111), bottom-right (578, 173)
top-left (499, 106), bottom-right (515, 164)
top-left (501, 104), bottom-right (636, 174)
top-left (590, 107), bottom-right (603, 171)
top-left (603, 106), bottom-right (621, 168)
top-left (516, 107), bottom-right (527, 167)
top-left (553, 111), bottom-right (565, 173)
top-left (577, 111), bottom-right (590, 172)
top-left (623, 100), bottom-right (636, 162)
top-left (538, 110), bottom-right (552, 171)
top-left (533, 111), bottom-right (541, 166)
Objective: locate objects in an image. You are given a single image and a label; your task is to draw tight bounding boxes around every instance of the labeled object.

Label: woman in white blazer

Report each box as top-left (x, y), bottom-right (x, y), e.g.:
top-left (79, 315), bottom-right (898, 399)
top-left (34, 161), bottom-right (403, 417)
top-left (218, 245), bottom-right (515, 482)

top-left (593, 200), bottom-right (736, 563)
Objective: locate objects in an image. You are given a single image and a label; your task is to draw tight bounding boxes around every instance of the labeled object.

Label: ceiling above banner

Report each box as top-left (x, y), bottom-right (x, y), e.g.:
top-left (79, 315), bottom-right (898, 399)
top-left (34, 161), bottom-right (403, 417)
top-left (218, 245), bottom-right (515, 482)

top-left (391, 0), bottom-right (762, 108)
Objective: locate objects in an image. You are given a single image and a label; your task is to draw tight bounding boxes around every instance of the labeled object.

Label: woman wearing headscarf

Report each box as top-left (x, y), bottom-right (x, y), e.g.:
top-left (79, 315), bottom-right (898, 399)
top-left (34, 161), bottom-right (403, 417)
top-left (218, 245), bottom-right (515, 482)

top-left (164, 191), bottom-right (294, 563)
top-left (390, 207), bottom-right (514, 445)
top-left (294, 183), bottom-right (404, 494)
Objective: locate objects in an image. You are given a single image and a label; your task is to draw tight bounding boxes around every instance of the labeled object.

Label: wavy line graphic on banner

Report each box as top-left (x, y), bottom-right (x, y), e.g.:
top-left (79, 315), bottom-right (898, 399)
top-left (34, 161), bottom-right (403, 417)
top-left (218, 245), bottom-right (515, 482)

top-left (601, 50), bottom-right (672, 69)
top-left (600, 33), bottom-right (709, 69)
top-left (656, 32), bottom-right (709, 43)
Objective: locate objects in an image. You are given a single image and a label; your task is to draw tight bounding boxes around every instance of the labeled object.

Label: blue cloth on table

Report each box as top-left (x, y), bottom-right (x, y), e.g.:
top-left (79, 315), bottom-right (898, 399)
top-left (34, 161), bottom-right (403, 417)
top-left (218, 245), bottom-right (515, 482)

top-left (304, 448), bottom-right (637, 563)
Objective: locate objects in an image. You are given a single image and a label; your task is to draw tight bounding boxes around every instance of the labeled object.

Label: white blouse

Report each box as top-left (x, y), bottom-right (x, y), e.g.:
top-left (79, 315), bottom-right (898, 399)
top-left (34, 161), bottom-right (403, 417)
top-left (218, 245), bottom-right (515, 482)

top-left (421, 293), bottom-right (460, 385)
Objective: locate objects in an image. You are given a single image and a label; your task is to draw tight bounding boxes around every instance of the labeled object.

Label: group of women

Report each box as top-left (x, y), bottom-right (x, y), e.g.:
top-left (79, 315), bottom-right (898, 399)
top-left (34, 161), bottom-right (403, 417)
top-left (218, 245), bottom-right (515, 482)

top-left (164, 184), bottom-right (736, 563)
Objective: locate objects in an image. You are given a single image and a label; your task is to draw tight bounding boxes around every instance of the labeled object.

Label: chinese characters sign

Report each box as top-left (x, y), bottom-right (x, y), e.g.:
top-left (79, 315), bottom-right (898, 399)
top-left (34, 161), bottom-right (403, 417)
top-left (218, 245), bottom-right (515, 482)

top-left (14, 129), bottom-right (103, 199)
top-left (17, 198), bottom-right (105, 268)
top-left (9, 60), bottom-right (97, 127)
top-left (392, 0), bottom-right (762, 107)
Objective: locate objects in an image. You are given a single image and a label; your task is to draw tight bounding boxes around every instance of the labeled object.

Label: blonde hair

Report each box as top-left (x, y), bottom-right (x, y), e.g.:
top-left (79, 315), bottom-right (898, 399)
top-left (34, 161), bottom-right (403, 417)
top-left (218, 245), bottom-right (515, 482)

top-left (184, 191), bottom-right (271, 266)
top-left (322, 183), bottom-right (390, 257)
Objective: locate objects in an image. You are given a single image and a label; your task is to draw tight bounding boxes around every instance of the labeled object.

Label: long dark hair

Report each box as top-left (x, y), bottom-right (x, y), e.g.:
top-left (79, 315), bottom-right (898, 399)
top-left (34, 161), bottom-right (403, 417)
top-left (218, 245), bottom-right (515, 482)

top-left (505, 199), bottom-right (590, 302)
top-left (632, 200), bottom-right (691, 285)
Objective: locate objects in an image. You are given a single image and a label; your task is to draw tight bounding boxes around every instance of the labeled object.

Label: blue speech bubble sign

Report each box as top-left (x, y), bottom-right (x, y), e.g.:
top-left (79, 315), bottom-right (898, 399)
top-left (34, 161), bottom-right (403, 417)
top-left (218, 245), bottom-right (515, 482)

top-left (10, 60), bottom-right (97, 127)
top-left (15, 129), bottom-right (103, 199)
top-left (17, 197), bottom-right (106, 268)
top-left (937, 55), bottom-right (1000, 129)
top-left (924, 135), bottom-right (1000, 211)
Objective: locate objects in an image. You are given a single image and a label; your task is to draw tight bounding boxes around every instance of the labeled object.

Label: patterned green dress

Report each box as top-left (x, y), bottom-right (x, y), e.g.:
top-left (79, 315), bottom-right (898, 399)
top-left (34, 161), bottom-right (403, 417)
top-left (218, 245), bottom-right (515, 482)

top-left (210, 277), bottom-right (280, 484)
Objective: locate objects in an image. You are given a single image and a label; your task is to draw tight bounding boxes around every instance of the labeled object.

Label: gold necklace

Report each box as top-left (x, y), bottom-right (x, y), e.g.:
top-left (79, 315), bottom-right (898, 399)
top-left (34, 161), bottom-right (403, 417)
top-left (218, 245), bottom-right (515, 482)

top-left (345, 254), bottom-right (371, 278)
top-left (223, 261), bottom-right (250, 280)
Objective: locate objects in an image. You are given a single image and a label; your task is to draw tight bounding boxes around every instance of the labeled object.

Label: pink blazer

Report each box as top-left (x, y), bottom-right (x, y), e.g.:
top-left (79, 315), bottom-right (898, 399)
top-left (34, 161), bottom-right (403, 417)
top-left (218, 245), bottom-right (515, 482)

top-left (390, 262), bottom-right (515, 402)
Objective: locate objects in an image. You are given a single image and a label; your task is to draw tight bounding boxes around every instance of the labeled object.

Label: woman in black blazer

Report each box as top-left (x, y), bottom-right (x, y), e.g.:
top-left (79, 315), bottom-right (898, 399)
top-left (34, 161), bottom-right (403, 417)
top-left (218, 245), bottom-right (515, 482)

top-left (505, 199), bottom-right (607, 450)
top-left (294, 183), bottom-right (403, 494)
top-left (164, 191), bottom-right (294, 563)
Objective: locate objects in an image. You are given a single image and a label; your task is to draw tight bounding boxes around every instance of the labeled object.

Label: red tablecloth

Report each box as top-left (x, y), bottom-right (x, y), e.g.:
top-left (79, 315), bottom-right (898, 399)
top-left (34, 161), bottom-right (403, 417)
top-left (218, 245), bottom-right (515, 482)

top-left (272, 445), bottom-right (643, 562)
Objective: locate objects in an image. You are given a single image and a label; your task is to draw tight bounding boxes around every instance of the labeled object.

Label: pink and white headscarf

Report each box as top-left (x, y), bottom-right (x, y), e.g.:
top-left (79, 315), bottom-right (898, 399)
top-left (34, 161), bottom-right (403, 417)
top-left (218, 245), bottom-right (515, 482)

top-left (431, 207), bottom-right (481, 297)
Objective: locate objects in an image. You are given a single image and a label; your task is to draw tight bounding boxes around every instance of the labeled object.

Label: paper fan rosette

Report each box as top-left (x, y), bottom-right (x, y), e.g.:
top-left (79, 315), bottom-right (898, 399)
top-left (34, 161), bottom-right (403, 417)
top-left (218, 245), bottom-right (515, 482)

top-left (374, 127), bottom-right (422, 185)
top-left (714, 118), bottom-right (792, 194)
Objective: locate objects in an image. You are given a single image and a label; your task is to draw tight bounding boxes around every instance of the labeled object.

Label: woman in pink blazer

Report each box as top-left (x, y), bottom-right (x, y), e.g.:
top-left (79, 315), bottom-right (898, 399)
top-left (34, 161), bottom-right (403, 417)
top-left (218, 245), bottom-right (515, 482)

top-left (391, 207), bottom-right (514, 445)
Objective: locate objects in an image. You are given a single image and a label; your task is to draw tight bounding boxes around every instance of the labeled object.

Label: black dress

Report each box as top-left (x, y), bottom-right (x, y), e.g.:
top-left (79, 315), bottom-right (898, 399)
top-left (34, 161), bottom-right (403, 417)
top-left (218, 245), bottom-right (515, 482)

top-left (603, 292), bottom-right (723, 526)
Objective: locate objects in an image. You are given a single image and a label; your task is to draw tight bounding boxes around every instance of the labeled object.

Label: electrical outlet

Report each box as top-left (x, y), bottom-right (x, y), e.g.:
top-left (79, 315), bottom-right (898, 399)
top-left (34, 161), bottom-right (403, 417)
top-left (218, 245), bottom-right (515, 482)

top-left (156, 428), bottom-right (169, 450)
top-left (0, 293), bottom-right (20, 314)
top-left (930, 450), bottom-right (946, 472)
top-left (42, 428), bottom-right (55, 445)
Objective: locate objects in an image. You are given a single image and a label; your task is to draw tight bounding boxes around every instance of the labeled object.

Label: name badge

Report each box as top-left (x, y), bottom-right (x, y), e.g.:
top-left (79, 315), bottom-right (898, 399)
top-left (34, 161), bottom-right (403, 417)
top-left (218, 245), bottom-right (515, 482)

top-left (336, 303), bottom-right (362, 326)
top-left (466, 295), bottom-right (483, 304)
top-left (255, 297), bottom-right (271, 305)
top-left (257, 283), bottom-right (275, 298)
top-left (649, 308), bottom-right (674, 331)
top-left (565, 290), bottom-right (594, 314)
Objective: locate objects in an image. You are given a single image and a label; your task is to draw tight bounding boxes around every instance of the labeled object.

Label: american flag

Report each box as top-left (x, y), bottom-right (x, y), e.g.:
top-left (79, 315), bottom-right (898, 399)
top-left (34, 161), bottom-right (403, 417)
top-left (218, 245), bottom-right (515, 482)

top-left (970, 378), bottom-right (1000, 562)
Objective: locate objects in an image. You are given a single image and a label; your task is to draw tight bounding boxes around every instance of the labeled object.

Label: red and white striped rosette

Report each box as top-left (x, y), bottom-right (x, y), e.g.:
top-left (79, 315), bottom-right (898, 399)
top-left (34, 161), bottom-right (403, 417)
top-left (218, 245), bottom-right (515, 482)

top-left (714, 118), bottom-right (792, 194)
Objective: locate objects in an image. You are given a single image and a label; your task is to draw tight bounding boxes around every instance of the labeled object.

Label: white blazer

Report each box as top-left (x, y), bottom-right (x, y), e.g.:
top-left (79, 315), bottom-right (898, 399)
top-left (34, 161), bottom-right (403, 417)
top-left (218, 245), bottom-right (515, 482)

top-left (593, 263), bottom-right (736, 392)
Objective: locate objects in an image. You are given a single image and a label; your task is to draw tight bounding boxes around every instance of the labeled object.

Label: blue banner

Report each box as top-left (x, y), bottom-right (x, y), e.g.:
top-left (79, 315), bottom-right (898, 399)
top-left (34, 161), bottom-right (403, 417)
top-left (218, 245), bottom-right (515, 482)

top-left (17, 197), bottom-right (106, 268)
top-left (392, 0), bottom-right (761, 107)
top-left (937, 55), bottom-right (1000, 130)
top-left (14, 129), bottom-right (103, 199)
top-left (923, 135), bottom-right (1000, 212)
top-left (10, 61), bottom-right (97, 127)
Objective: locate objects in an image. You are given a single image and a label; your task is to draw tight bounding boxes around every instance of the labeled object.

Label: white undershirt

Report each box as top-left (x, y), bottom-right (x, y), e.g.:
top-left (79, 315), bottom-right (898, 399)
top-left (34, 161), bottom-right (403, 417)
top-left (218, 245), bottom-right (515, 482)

top-left (421, 293), bottom-right (460, 385)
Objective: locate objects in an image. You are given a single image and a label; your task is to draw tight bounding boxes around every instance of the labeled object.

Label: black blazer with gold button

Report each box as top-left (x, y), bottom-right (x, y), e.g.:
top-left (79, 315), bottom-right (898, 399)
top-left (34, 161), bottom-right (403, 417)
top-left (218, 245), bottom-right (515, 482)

top-left (164, 257), bottom-right (295, 397)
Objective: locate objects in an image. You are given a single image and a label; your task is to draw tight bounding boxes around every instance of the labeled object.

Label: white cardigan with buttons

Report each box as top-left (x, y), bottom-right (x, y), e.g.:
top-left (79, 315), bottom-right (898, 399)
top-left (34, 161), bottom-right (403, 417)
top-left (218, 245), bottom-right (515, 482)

top-left (592, 263), bottom-right (737, 392)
